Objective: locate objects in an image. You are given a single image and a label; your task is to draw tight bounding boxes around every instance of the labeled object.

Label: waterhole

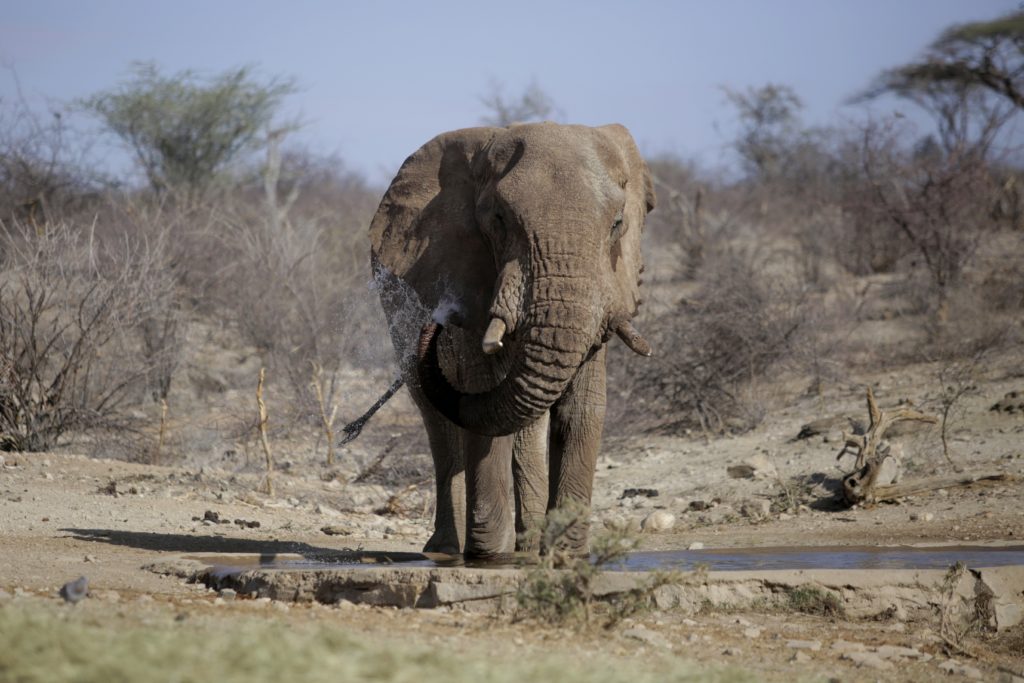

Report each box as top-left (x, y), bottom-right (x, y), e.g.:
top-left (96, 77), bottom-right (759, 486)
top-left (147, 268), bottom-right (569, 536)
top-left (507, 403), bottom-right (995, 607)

top-left (197, 544), bottom-right (1024, 577)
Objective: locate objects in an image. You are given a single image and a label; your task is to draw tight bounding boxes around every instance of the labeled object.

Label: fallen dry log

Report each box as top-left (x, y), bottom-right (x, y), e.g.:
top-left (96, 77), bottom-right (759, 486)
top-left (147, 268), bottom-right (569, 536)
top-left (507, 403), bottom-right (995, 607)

top-left (868, 472), bottom-right (1015, 504)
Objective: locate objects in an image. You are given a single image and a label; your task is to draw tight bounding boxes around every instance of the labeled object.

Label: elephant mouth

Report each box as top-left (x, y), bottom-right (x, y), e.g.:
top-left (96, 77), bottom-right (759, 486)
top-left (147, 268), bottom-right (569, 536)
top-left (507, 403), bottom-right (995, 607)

top-left (417, 321), bottom-right (467, 428)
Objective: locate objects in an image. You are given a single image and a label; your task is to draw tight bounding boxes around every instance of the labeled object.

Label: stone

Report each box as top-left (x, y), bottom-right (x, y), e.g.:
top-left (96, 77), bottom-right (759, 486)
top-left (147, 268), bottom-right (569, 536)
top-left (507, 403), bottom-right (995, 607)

top-left (722, 647), bottom-right (742, 656)
top-left (315, 503), bottom-right (342, 518)
top-left (641, 511), bottom-right (676, 533)
top-left (218, 588), bottom-right (237, 601)
top-left (742, 627), bottom-right (761, 639)
top-left (785, 639), bottom-right (821, 651)
top-left (622, 628), bottom-right (670, 649)
top-left (620, 488), bottom-right (659, 499)
top-left (321, 525), bottom-right (353, 536)
top-left (830, 640), bottom-right (866, 653)
top-left (687, 542), bottom-right (705, 550)
top-left (874, 644), bottom-right (925, 660)
top-left (790, 651), bottom-right (811, 663)
top-left (598, 518), bottom-right (638, 532)
top-left (938, 659), bottom-right (983, 680)
top-left (59, 576), bottom-right (89, 603)
top-left (842, 652), bottom-right (894, 671)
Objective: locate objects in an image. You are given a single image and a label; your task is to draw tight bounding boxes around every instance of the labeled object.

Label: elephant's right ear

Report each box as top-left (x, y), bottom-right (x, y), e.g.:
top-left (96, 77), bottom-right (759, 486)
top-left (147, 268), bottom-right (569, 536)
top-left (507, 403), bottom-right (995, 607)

top-left (370, 128), bottom-right (503, 328)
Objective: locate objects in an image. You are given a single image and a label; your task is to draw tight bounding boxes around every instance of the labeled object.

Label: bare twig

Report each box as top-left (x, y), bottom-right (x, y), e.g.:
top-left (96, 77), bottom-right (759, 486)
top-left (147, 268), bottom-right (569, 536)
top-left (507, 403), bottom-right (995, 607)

top-left (155, 398), bottom-right (168, 464)
top-left (310, 362), bottom-right (337, 466)
top-left (872, 472), bottom-right (1013, 503)
top-left (256, 367), bottom-right (273, 495)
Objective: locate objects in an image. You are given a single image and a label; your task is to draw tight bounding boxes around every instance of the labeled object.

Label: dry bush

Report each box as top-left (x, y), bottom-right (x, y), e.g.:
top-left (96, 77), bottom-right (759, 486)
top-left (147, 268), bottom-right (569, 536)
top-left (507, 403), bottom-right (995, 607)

top-left (610, 248), bottom-right (809, 435)
top-left (0, 219), bottom-right (176, 451)
top-left (0, 79), bottom-right (104, 225)
top-left (210, 143), bottom-right (387, 427)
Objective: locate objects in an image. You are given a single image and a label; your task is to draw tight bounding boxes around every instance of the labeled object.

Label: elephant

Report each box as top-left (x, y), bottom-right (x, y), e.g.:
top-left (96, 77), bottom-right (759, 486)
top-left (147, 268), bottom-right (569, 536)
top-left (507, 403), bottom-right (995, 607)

top-left (369, 122), bottom-right (654, 558)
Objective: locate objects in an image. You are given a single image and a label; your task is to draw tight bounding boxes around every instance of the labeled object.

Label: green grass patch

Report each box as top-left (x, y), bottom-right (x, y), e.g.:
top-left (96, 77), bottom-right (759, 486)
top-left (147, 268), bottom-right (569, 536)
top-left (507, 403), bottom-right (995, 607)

top-left (0, 600), bottom-right (756, 683)
top-left (786, 586), bottom-right (845, 617)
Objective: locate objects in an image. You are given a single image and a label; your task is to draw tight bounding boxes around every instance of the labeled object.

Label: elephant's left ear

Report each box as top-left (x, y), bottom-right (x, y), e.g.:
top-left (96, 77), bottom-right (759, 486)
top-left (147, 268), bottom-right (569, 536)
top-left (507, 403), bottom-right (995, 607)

top-left (597, 124), bottom-right (655, 214)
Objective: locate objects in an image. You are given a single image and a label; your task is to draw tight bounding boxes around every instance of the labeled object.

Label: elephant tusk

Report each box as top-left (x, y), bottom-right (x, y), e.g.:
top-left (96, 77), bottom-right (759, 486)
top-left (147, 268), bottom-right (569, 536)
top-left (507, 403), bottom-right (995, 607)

top-left (615, 320), bottom-right (652, 357)
top-left (482, 317), bottom-right (506, 355)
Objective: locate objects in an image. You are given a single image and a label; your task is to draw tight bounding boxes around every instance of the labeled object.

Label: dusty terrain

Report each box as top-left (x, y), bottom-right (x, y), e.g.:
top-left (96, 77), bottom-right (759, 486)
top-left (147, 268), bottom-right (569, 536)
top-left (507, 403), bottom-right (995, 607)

top-left (1, 343), bottom-right (1023, 682)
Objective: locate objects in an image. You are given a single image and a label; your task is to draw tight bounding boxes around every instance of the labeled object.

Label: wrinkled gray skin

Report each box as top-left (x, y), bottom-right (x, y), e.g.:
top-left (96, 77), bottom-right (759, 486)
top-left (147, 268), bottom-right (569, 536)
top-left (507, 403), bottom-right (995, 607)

top-left (369, 122), bottom-right (654, 558)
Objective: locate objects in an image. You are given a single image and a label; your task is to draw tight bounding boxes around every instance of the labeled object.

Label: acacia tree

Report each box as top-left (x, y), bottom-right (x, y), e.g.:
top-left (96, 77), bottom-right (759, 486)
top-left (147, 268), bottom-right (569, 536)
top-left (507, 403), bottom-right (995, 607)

top-left (83, 63), bottom-right (295, 199)
top-left (855, 11), bottom-right (1024, 156)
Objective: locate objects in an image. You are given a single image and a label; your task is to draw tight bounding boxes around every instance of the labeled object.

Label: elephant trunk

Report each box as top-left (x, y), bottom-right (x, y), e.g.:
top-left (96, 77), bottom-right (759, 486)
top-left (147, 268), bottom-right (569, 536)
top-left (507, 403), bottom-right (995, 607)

top-left (419, 274), bottom-right (601, 437)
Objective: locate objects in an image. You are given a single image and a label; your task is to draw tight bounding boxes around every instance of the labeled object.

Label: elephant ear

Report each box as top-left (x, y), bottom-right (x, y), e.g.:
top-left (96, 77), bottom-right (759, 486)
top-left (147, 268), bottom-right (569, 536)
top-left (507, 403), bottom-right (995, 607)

top-left (370, 127), bottom-right (502, 336)
top-left (597, 124), bottom-right (655, 326)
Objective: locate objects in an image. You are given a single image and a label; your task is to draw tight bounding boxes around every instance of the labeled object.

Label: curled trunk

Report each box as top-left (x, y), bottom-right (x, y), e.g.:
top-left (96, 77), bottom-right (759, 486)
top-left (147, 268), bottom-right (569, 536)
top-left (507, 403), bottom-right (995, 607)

top-left (418, 301), bottom-right (596, 436)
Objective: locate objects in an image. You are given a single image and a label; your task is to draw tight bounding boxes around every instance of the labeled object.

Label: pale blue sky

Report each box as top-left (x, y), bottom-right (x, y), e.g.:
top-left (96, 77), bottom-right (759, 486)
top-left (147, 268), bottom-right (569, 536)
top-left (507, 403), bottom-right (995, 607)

top-left (1, 0), bottom-right (1018, 184)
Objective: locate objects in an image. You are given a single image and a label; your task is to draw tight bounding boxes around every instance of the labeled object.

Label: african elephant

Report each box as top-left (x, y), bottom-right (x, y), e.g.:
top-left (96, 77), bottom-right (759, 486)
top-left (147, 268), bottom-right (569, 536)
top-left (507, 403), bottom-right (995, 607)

top-left (369, 122), bottom-right (654, 558)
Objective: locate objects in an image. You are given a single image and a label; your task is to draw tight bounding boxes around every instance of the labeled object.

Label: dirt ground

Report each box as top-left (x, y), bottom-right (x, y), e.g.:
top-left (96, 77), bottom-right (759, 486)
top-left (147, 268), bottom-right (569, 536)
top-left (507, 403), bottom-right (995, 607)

top-left (1, 346), bottom-right (1023, 681)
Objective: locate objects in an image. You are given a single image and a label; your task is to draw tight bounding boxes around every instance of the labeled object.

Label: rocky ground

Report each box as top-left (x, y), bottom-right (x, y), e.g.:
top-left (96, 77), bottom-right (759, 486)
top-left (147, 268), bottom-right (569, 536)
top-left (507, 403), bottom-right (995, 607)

top-left (1, 344), bottom-right (1023, 681)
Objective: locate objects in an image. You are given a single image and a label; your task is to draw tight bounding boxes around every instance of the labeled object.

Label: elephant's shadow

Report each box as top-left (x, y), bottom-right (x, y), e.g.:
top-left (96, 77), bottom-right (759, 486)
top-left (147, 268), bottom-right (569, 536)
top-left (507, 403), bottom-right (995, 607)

top-left (61, 528), bottom-right (374, 565)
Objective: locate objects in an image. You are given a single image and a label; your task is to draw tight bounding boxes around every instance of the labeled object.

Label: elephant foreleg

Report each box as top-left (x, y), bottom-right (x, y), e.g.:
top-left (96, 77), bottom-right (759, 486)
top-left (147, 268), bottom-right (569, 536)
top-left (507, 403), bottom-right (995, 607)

top-left (410, 385), bottom-right (466, 556)
top-left (548, 345), bottom-right (607, 554)
top-left (513, 413), bottom-right (550, 552)
top-left (464, 432), bottom-right (516, 558)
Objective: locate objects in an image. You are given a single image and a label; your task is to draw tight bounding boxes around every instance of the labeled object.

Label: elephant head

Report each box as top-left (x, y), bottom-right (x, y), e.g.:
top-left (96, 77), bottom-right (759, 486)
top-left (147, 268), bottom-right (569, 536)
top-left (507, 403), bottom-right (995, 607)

top-left (370, 122), bottom-right (655, 436)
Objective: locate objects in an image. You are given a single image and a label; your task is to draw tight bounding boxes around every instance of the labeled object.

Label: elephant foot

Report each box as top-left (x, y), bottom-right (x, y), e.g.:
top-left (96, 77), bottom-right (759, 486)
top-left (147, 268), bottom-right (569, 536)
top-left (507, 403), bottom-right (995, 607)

top-left (422, 532), bottom-right (461, 557)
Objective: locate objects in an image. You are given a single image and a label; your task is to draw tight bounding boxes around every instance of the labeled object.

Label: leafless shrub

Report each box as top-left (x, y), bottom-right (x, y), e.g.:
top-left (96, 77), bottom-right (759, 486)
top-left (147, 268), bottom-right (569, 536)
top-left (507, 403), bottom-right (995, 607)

top-left (612, 248), bottom-right (809, 435)
top-left (213, 140), bottom-right (387, 427)
top-left (0, 73), bottom-right (104, 224)
top-left (0, 219), bottom-right (175, 451)
top-left (846, 119), bottom-right (995, 315)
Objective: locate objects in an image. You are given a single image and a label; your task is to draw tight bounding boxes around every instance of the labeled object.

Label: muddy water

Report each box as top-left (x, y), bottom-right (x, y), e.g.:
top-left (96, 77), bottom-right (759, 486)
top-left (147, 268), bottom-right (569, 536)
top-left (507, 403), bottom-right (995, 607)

top-left (198, 545), bottom-right (1024, 576)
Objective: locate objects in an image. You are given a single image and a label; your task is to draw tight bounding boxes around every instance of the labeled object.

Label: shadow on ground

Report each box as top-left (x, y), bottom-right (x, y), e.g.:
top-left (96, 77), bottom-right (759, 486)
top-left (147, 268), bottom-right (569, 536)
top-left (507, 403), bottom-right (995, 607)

top-left (61, 528), bottom-right (344, 562)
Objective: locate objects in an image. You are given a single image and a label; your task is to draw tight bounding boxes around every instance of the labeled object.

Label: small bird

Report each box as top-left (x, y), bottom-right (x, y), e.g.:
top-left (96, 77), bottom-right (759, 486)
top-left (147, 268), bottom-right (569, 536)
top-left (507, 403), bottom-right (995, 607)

top-left (59, 576), bottom-right (89, 604)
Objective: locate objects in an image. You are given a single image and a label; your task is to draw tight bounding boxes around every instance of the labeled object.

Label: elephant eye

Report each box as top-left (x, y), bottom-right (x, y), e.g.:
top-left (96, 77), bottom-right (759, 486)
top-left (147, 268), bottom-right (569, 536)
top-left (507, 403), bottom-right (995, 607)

top-left (610, 210), bottom-right (624, 240)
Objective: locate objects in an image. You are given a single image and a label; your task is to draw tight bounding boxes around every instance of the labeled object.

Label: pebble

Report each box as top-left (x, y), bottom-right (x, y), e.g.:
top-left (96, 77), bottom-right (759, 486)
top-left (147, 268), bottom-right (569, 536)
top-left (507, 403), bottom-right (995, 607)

top-left (790, 651), bottom-right (811, 663)
top-left (785, 639), bottom-right (821, 651)
top-left (59, 576), bottom-right (89, 603)
top-left (875, 644), bottom-right (926, 660)
top-left (842, 652), bottom-right (894, 671)
top-left (722, 647), bottom-right (742, 656)
top-left (315, 503), bottom-right (342, 518)
top-left (687, 542), bottom-right (705, 550)
top-left (84, 555), bottom-right (99, 563)
top-left (622, 628), bottom-right (670, 649)
top-left (909, 512), bottom-right (934, 522)
top-left (937, 659), bottom-right (983, 680)
top-left (218, 588), bottom-right (237, 601)
top-left (830, 639), bottom-right (866, 653)
top-left (743, 627), bottom-right (761, 639)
